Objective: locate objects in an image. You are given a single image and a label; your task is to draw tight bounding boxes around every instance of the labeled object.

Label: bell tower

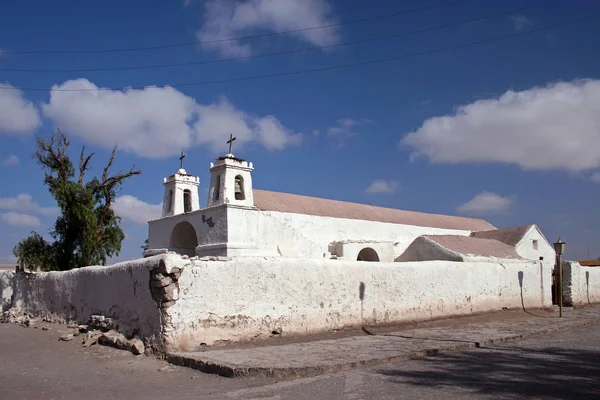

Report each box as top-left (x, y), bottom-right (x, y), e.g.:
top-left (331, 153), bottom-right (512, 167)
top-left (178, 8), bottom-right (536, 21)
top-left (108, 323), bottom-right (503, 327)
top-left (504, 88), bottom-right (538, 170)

top-left (206, 135), bottom-right (254, 208)
top-left (162, 152), bottom-right (200, 217)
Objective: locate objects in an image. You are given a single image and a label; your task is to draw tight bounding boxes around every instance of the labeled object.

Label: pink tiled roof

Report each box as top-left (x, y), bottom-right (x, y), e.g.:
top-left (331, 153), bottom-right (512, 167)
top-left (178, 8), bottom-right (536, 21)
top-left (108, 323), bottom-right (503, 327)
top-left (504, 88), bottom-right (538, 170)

top-left (471, 225), bottom-right (533, 246)
top-left (425, 235), bottom-right (521, 259)
top-left (253, 189), bottom-right (495, 231)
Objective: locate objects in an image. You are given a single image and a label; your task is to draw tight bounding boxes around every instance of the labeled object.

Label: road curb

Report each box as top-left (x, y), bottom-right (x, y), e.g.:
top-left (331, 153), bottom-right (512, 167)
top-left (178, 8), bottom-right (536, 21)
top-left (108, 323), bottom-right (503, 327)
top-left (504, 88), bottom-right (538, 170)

top-left (165, 317), bottom-right (600, 379)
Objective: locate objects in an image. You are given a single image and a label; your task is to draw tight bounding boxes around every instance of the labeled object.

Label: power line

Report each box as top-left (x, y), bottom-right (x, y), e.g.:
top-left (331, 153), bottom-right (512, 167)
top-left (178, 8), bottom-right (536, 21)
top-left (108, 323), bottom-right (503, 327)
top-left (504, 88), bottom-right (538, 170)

top-left (4, 13), bottom-right (597, 93)
top-left (1, 0), bottom-right (471, 55)
top-left (0, 0), bottom-right (561, 73)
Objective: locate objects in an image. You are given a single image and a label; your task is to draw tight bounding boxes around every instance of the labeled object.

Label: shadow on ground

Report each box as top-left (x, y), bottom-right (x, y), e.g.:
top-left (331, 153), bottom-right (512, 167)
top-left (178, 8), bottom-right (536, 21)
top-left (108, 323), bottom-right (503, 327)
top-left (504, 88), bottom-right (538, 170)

top-left (378, 346), bottom-right (600, 398)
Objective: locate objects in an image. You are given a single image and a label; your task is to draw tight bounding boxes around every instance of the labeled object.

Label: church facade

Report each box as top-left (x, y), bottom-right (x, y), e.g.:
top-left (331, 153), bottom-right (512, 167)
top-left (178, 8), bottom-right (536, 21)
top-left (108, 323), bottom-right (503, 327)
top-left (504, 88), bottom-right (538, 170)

top-left (145, 150), bottom-right (554, 264)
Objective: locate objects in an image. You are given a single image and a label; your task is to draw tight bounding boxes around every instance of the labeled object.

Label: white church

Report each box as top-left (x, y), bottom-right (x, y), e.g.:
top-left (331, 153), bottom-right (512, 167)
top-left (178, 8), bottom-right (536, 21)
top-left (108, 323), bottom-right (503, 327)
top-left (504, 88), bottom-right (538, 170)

top-left (145, 147), bottom-right (555, 265)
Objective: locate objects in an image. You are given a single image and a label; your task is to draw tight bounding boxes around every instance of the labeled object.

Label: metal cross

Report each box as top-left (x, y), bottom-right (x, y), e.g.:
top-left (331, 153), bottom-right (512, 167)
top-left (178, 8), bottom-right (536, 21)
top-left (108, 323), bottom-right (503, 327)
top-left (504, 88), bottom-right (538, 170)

top-left (179, 151), bottom-right (185, 169)
top-left (227, 134), bottom-right (236, 154)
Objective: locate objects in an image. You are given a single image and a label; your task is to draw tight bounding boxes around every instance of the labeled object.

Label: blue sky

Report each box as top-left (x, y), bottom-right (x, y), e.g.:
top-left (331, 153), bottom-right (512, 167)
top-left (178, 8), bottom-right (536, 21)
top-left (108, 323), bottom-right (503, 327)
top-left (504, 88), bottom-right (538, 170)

top-left (1, 0), bottom-right (599, 262)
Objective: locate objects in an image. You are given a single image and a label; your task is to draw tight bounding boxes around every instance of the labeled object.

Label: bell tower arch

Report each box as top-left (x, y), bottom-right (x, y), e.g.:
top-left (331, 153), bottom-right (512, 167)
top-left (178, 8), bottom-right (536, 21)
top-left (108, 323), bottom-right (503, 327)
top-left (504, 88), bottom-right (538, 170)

top-left (162, 152), bottom-right (200, 217)
top-left (206, 136), bottom-right (254, 209)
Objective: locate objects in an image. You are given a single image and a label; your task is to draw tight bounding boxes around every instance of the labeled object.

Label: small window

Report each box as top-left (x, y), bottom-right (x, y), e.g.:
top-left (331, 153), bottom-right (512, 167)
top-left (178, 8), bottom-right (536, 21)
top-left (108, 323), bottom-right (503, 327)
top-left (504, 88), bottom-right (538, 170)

top-left (214, 175), bottom-right (221, 201)
top-left (532, 240), bottom-right (538, 250)
top-left (183, 189), bottom-right (192, 212)
top-left (235, 175), bottom-right (245, 200)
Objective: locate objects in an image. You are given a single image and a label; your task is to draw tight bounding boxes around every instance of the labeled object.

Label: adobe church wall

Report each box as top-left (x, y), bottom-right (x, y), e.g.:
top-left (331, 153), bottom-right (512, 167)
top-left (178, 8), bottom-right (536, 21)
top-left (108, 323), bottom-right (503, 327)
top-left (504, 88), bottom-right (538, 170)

top-left (563, 261), bottom-right (600, 306)
top-left (227, 207), bottom-right (474, 260)
top-left (164, 257), bottom-right (554, 350)
top-left (147, 206), bottom-right (227, 252)
top-left (5, 256), bottom-right (184, 348)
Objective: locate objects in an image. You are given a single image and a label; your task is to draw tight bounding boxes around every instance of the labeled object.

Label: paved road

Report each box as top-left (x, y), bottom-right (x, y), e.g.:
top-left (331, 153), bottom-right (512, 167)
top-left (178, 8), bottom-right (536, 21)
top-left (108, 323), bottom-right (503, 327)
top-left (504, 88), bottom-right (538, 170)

top-left (0, 322), bottom-right (599, 399)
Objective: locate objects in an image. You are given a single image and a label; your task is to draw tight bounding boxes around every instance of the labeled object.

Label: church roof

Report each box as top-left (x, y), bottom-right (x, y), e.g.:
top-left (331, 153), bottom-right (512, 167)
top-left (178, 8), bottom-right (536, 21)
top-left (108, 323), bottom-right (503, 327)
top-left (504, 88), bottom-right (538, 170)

top-left (253, 189), bottom-right (495, 231)
top-left (470, 224), bottom-right (533, 246)
top-left (424, 235), bottom-right (521, 259)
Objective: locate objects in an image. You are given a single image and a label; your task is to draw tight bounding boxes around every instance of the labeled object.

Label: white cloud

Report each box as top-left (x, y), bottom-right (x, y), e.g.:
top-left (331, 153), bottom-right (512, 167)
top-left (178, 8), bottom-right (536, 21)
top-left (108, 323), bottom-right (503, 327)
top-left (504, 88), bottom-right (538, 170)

top-left (112, 195), bottom-right (162, 225)
top-left (1, 154), bottom-right (19, 166)
top-left (197, 0), bottom-right (340, 57)
top-left (254, 115), bottom-right (303, 150)
top-left (365, 179), bottom-right (400, 194)
top-left (0, 193), bottom-right (57, 216)
top-left (456, 192), bottom-right (513, 215)
top-left (402, 80), bottom-right (600, 172)
top-left (0, 83), bottom-right (41, 135)
top-left (0, 212), bottom-right (41, 227)
top-left (194, 97), bottom-right (302, 153)
top-left (591, 172), bottom-right (600, 183)
top-left (42, 79), bottom-right (302, 158)
top-left (42, 79), bottom-right (197, 159)
top-left (510, 15), bottom-right (533, 33)
top-left (327, 118), bottom-right (372, 147)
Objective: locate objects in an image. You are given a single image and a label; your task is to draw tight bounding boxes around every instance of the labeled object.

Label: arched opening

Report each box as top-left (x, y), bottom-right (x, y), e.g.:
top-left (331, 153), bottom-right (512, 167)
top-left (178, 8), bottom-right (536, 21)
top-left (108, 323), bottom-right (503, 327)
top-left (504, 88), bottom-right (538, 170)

top-left (165, 190), bottom-right (173, 213)
top-left (214, 175), bottom-right (221, 201)
top-left (169, 221), bottom-right (198, 256)
top-left (183, 189), bottom-right (192, 212)
top-left (234, 175), bottom-right (245, 200)
top-left (357, 248), bottom-right (379, 262)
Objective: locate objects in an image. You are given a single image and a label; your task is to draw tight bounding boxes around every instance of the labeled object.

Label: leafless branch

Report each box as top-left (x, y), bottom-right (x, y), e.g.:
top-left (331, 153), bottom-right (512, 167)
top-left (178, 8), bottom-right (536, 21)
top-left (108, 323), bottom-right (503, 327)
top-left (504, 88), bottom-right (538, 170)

top-left (78, 145), bottom-right (95, 185)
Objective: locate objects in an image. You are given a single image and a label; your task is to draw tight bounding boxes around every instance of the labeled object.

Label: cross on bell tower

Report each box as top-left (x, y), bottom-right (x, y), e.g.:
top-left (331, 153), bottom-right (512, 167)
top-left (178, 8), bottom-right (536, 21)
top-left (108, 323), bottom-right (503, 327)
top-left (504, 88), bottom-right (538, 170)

top-left (227, 134), bottom-right (236, 155)
top-left (179, 151), bottom-right (186, 169)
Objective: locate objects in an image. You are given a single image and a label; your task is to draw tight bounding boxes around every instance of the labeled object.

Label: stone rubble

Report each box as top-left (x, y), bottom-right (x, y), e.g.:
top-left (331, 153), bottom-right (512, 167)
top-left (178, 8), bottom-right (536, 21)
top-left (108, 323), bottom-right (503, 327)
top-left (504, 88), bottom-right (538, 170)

top-left (1, 308), bottom-right (146, 356)
top-left (1, 308), bottom-right (32, 327)
top-left (59, 334), bottom-right (74, 342)
top-left (88, 315), bottom-right (118, 331)
top-left (97, 329), bottom-right (146, 355)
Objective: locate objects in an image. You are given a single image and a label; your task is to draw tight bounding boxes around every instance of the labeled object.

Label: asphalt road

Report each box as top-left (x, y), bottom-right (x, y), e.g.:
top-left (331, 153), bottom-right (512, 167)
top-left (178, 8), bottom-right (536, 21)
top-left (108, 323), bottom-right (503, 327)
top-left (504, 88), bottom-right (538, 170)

top-left (0, 322), bottom-right (599, 400)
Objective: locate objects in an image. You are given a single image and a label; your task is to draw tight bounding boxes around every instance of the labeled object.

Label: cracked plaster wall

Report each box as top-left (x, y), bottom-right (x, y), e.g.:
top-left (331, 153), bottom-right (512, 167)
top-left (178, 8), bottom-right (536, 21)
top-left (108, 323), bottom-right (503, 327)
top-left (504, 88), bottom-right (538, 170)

top-left (165, 256), bottom-right (555, 350)
top-left (6, 255), bottom-right (187, 347)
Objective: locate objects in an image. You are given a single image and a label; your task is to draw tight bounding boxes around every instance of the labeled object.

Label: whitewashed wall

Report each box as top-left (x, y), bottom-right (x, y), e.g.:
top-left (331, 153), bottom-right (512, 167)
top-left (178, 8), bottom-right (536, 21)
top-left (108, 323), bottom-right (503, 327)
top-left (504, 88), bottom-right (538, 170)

top-left (563, 261), bottom-right (600, 306)
top-left (164, 257), bottom-right (554, 350)
top-left (147, 206), bottom-right (228, 255)
top-left (7, 256), bottom-right (178, 345)
top-left (1, 270), bottom-right (14, 311)
top-left (226, 208), bottom-right (478, 260)
top-left (514, 226), bottom-right (555, 262)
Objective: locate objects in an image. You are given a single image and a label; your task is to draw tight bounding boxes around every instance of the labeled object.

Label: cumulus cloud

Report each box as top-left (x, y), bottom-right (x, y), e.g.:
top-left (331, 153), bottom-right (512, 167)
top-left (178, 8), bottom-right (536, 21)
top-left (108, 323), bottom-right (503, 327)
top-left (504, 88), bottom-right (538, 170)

top-left (1, 154), bottom-right (19, 166)
top-left (0, 212), bottom-right (41, 227)
top-left (112, 195), bottom-right (162, 224)
top-left (0, 193), bottom-right (58, 216)
top-left (327, 118), bottom-right (373, 148)
top-left (255, 115), bottom-right (303, 150)
top-left (456, 192), bottom-right (513, 215)
top-left (365, 179), bottom-right (400, 194)
top-left (510, 15), bottom-right (533, 32)
top-left (197, 0), bottom-right (340, 57)
top-left (42, 79), bottom-right (197, 159)
top-left (42, 79), bottom-right (301, 158)
top-left (401, 80), bottom-right (600, 172)
top-left (0, 83), bottom-right (41, 135)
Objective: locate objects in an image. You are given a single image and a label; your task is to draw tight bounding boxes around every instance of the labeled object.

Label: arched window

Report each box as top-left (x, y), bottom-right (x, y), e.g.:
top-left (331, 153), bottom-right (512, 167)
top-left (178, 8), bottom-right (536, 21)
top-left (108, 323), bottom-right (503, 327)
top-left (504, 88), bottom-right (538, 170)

top-left (235, 175), bottom-right (245, 200)
top-left (214, 175), bottom-right (221, 201)
top-left (165, 190), bottom-right (173, 213)
top-left (183, 189), bottom-right (192, 212)
top-left (357, 248), bottom-right (379, 262)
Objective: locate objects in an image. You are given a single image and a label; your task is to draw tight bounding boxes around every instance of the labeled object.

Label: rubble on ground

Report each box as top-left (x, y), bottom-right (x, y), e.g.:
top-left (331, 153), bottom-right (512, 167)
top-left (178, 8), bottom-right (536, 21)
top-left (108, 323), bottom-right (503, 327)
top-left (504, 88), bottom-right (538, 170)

top-left (1, 309), bottom-right (145, 356)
